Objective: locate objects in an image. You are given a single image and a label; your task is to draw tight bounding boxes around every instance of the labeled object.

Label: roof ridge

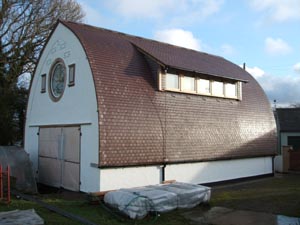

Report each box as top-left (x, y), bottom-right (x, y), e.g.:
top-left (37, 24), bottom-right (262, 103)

top-left (60, 20), bottom-right (225, 60)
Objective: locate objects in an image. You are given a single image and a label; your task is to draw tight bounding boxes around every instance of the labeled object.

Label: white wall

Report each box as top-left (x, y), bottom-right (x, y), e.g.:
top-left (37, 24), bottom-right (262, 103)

top-left (24, 23), bottom-right (100, 192)
top-left (99, 157), bottom-right (273, 191)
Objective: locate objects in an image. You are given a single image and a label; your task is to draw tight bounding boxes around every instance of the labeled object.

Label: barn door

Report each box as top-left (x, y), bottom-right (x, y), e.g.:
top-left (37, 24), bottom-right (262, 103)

top-left (38, 126), bottom-right (81, 191)
top-left (38, 127), bottom-right (62, 188)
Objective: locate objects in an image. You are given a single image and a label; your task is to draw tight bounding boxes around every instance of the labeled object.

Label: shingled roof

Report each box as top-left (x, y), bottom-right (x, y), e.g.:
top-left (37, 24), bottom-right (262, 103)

top-left (59, 20), bottom-right (277, 167)
top-left (276, 108), bottom-right (300, 132)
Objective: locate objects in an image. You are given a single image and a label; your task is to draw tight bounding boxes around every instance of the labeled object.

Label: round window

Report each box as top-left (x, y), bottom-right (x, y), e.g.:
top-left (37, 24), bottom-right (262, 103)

top-left (49, 59), bottom-right (66, 101)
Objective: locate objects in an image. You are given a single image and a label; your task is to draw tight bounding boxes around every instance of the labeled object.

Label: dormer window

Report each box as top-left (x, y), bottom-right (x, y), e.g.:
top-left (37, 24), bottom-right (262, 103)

top-left (165, 73), bottom-right (179, 90)
top-left (225, 82), bottom-right (237, 98)
top-left (160, 70), bottom-right (242, 100)
top-left (211, 81), bottom-right (224, 97)
top-left (197, 78), bottom-right (210, 95)
top-left (181, 76), bottom-right (195, 92)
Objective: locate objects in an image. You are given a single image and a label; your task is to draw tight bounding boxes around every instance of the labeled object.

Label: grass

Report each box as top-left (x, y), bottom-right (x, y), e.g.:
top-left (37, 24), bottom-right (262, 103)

top-left (1, 173), bottom-right (300, 224)
top-left (210, 173), bottom-right (300, 217)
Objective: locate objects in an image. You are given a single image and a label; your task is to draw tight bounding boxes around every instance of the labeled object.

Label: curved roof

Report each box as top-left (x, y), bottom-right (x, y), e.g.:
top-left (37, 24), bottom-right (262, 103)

top-left (60, 21), bottom-right (276, 167)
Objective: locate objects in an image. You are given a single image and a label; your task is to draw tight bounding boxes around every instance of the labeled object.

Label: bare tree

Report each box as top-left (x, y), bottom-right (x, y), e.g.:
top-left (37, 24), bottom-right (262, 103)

top-left (0, 0), bottom-right (85, 145)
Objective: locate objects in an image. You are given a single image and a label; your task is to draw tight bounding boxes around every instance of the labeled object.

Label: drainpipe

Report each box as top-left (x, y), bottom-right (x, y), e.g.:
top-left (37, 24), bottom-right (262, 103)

top-left (161, 164), bottom-right (166, 183)
top-left (272, 156), bottom-right (275, 176)
top-left (243, 62), bottom-right (246, 70)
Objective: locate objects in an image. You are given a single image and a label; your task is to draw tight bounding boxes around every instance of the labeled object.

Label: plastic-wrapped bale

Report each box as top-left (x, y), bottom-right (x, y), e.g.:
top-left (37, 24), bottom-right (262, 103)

top-left (104, 190), bottom-right (149, 219)
top-left (121, 187), bottom-right (178, 213)
top-left (149, 182), bottom-right (211, 209)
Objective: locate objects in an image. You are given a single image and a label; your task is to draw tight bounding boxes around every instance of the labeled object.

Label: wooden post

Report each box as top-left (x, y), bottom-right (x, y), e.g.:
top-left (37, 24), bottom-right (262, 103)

top-left (282, 146), bottom-right (292, 172)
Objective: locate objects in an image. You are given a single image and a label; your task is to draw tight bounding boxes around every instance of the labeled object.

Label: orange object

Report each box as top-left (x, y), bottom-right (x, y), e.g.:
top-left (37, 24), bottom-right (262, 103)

top-left (7, 166), bottom-right (10, 203)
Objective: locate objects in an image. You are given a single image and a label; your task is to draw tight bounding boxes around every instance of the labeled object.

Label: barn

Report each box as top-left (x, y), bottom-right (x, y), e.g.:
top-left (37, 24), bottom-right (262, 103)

top-left (24, 20), bottom-right (277, 192)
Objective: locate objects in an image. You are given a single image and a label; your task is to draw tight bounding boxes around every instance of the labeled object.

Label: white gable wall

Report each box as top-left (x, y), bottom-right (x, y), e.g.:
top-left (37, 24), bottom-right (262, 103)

top-left (24, 23), bottom-right (100, 192)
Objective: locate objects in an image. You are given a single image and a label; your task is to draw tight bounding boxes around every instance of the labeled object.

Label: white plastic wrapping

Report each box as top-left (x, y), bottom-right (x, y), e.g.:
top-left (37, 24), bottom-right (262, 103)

top-left (121, 187), bottom-right (178, 213)
top-left (160, 182), bottom-right (211, 208)
top-left (104, 190), bottom-right (149, 219)
top-left (104, 182), bottom-right (211, 219)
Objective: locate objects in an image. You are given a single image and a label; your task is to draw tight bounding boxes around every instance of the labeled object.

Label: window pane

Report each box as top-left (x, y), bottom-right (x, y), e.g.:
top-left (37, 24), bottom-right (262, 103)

top-left (225, 83), bottom-right (237, 98)
top-left (166, 73), bottom-right (179, 89)
top-left (197, 79), bottom-right (210, 94)
top-left (182, 76), bottom-right (195, 92)
top-left (41, 74), bottom-right (46, 93)
top-left (212, 81), bottom-right (224, 96)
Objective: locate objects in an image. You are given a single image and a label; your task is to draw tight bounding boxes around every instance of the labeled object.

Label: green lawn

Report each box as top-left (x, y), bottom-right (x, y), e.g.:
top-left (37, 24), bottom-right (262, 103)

top-left (0, 195), bottom-right (189, 225)
top-left (1, 173), bottom-right (300, 224)
top-left (210, 173), bottom-right (300, 217)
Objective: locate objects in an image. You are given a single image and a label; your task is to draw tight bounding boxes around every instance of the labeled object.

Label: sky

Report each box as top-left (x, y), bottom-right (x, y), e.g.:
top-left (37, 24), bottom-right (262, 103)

top-left (78, 0), bottom-right (300, 107)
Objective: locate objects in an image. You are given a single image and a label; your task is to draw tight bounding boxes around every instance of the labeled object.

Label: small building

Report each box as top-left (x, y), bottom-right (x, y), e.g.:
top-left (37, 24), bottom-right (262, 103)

top-left (275, 108), bottom-right (300, 171)
top-left (24, 20), bottom-right (277, 192)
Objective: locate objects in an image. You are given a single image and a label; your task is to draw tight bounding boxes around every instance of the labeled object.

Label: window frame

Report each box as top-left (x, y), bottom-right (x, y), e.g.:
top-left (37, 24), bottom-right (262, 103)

top-left (197, 78), bottom-right (211, 95)
top-left (68, 63), bottom-right (76, 87)
top-left (211, 80), bottom-right (225, 97)
top-left (41, 74), bottom-right (46, 93)
top-left (48, 58), bottom-right (67, 102)
top-left (181, 75), bottom-right (196, 93)
top-left (224, 82), bottom-right (238, 99)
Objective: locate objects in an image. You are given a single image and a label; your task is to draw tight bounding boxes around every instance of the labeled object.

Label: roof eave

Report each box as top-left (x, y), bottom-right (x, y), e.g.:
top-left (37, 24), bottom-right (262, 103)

top-left (132, 43), bottom-right (248, 83)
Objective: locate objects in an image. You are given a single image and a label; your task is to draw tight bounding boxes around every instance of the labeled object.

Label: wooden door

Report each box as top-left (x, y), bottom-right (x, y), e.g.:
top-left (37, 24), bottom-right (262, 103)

top-left (38, 126), bottom-right (80, 191)
top-left (61, 127), bottom-right (81, 191)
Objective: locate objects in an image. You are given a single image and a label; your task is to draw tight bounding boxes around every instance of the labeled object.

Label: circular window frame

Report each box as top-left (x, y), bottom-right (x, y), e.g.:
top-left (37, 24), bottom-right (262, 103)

top-left (48, 58), bottom-right (67, 102)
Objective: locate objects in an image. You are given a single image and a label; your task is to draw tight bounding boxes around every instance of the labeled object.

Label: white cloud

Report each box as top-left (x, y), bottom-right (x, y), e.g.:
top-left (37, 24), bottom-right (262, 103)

top-left (220, 44), bottom-right (235, 56)
top-left (241, 65), bottom-right (300, 106)
top-left (171, 0), bottom-right (224, 26)
top-left (154, 29), bottom-right (201, 51)
top-left (108, 0), bottom-right (172, 19)
top-left (250, 0), bottom-right (300, 23)
top-left (107, 0), bottom-right (224, 24)
top-left (264, 37), bottom-right (292, 56)
top-left (293, 62), bottom-right (300, 74)
top-left (256, 74), bottom-right (300, 106)
top-left (243, 65), bottom-right (266, 78)
top-left (80, 2), bottom-right (106, 26)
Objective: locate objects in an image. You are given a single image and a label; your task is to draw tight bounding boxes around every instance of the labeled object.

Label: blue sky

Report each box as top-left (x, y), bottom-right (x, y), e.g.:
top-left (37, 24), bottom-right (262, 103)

top-left (78, 0), bottom-right (300, 107)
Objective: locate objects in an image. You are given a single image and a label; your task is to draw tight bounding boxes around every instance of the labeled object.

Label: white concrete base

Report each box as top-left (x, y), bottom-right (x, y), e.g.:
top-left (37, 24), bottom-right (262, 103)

top-left (274, 155), bottom-right (283, 172)
top-left (165, 157), bottom-right (273, 184)
top-left (100, 166), bottom-right (161, 191)
top-left (99, 156), bottom-right (273, 191)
